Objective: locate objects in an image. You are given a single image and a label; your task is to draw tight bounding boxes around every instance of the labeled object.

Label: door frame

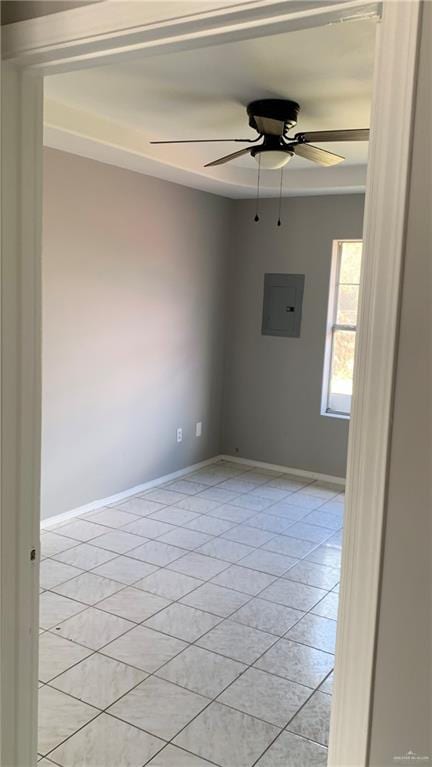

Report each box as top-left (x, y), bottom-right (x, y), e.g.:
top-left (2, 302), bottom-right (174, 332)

top-left (0, 1), bottom-right (421, 764)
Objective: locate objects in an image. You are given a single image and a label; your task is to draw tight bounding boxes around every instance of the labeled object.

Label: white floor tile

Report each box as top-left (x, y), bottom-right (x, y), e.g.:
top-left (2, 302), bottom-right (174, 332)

top-left (91, 555), bottom-right (158, 585)
top-left (168, 552), bottom-right (229, 580)
top-left (306, 544), bottom-right (342, 569)
top-left (259, 579), bottom-right (327, 611)
top-left (50, 652), bottom-right (147, 709)
top-left (248, 513), bottom-right (294, 534)
top-left (311, 591), bottom-right (340, 620)
top-left (230, 495), bottom-right (274, 512)
top-left (147, 744), bottom-right (214, 766)
top-left (157, 645), bottom-right (245, 698)
top-left (265, 504), bottom-right (309, 522)
top-left (287, 690), bottom-right (332, 746)
top-left (144, 602), bottom-right (221, 642)
top-left (39, 592), bottom-right (86, 630)
top-left (217, 479), bottom-right (260, 493)
top-left (40, 560), bottom-right (84, 590)
top-left (283, 521), bottom-right (334, 544)
top-left (164, 479), bottom-right (209, 495)
top-left (112, 497), bottom-right (165, 516)
top-left (84, 508), bottom-right (140, 528)
top-left (91, 530), bottom-right (148, 554)
top-left (122, 517), bottom-right (175, 539)
top-left (38, 632), bottom-right (92, 683)
top-left (149, 507), bottom-right (202, 526)
top-left (304, 508), bottom-right (343, 530)
top-left (239, 549), bottom-right (297, 577)
top-left (319, 671), bottom-right (333, 694)
top-left (326, 529), bottom-right (343, 548)
top-left (143, 489), bottom-right (188, 505)
top-left (248, 486), bottom-right (292, 502)
top-left (255, 730), bottom-right (328, 766)
top-left (40, 533), bottom-right (78, 559)
top-left (218, 667), bottom-right (311, 727)
top-left (53, 572), bottom-right (124, 605)
top-left (127, 540), bottom-right (185, 566)
top-left (222, 524), bottom-right (275, 547)
top-left (211, 565), bottom-right (276, 596)
top-left (49, 712), bottom-right (163, 767)
top-left (267, 477), bottom-right (310, 491)
top-left (97, 586), bottom-right (169, 623)
top-left (284, 560), bottom-right (340, 590)
top-left (38, 686), bottom-right (97, 755)
top-left (262, 534), bottom-right (317, 559)
top-left (158, 527), bottom-right (212, 550)
top-left (206, 504), bottom-right (255, 524)
top-left (102, 625), bottom-right (186, 672)
top-left (197, 619), bottom-right (276, 664)
top-left (55, 519), bottom-right (109, 542)
top-left (108, 676), bottom-right (208, 740)
top-left (53, 543), bottom-right (117, 570)
top-left (173, 701), bottom-right (280, 767)
top-left (55, 607), bottom-right (134, 650)
top-left (198, 538), bottom-right (254, 563)
top-left (135, 568), bottom-right (202, 601)
top-left (255, 638), bottom-right (334, 689)
top-left (185, 514), bottom-right (235, 535)
top-left (231, 598), bottom-right (303, 636)
top-left (285, 493), bottom-right (324, 510)
top-left (176, 496), bottom-right (222, 514)
top-left (197, 486), bottom-right (240, 503)
top-left (180, 582), bottom-right (250, 618)
top-left (285, 613), bottom-right (337, 653)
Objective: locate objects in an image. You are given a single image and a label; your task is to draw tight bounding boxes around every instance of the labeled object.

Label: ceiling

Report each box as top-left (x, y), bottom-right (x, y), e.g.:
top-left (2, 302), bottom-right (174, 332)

top-left (44, 17), bottom-right (377, 198)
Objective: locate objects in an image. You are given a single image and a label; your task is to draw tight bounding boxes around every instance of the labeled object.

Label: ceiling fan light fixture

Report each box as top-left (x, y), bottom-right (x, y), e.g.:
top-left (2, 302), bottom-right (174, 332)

top-left (253, 150), bottom-right (293, 170)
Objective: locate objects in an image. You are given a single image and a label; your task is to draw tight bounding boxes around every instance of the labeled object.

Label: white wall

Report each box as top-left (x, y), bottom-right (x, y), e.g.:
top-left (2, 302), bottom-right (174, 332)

top-left (368, 3), bottom-right (432, 763)
top-left (41, 148), bottom-right (230, 519)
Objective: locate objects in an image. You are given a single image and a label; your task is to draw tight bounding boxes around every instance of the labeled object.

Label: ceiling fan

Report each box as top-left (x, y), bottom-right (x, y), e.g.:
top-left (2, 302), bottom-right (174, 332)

top-left (150, 99), bottom-right (369, 170)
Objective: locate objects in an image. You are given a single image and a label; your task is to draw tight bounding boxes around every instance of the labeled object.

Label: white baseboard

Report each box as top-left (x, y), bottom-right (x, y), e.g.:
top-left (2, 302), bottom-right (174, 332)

top-left (220, 454), bottom-right (346, 486)
top-left (40, 455), bottom-right (221, 529)
top-left (41, 452), bottom-right (345, 529)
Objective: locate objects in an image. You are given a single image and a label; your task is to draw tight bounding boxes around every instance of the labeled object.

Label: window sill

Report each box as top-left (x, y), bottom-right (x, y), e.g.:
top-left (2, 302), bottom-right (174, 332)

top-left (321, 409), bottom-right (350, 421)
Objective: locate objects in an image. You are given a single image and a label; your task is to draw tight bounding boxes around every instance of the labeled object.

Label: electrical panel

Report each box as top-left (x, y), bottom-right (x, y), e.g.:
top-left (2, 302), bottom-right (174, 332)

top-left (262, 273), bottom-right (305, 338)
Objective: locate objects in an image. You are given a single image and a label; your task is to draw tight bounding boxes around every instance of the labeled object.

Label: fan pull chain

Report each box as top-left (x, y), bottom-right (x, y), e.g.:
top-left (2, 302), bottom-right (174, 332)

top-left (277, 167), bottom-right (284, 227)
top-left (254, 153), bottom-right (262, 222)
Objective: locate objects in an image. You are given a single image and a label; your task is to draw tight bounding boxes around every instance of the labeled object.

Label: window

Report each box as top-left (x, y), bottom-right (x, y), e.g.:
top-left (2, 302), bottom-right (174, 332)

top-left (321, 240), bottom-right (363, 418)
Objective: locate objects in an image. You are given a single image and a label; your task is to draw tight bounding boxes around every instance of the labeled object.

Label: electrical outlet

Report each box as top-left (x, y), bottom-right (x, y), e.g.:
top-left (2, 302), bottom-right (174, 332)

top-left (196, 421), bottom-right (202, 437)
top-left (176, 427), bottom-right (183, 443)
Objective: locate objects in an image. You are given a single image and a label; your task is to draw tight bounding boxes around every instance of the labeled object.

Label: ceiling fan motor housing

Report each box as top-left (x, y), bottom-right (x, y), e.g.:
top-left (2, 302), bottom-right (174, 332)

top-left (247, 99), bottom-right (300, 134)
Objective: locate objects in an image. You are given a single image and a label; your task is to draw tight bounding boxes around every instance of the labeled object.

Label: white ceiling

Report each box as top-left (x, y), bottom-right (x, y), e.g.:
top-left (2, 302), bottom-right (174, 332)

top-left (44, 17), bottom-right (377, 198)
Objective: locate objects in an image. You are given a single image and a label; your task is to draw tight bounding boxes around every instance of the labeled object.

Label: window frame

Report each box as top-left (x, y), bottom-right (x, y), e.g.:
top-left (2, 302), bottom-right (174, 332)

top-left (321, 239), bottom-right (362, 419)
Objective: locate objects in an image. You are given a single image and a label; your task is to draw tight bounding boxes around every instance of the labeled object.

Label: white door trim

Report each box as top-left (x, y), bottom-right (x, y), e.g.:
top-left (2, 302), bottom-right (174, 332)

top-left (328, 2), bottom-right (421, 764)
top-left (2, 0), bottom-right (381, 73)
top-left (0, 1), bottom-right (421, 765)
top-left (1, 65), bottom-right (43, 767)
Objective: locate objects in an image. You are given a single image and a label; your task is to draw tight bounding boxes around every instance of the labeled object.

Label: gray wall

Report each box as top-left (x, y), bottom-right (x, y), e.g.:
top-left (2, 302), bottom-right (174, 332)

top-left (41, 148), bottom-right (230, 519)
top-left (368, 3), bottom-right (432, 764)
top-left (222, 194), bottom-right (364, 477)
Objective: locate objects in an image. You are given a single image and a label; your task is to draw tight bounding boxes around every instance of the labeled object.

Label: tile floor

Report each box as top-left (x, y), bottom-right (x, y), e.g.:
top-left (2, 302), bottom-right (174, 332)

top-left (38, 460), bottom-right (344, 766)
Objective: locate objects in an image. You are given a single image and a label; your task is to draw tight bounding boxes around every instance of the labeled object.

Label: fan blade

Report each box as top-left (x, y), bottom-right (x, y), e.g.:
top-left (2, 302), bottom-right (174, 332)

top-left (253, 115), bottom-right (285, 136)
top-left (204, 147), bottom-right (252, 167)
top-left (295, 128), bottom-right (369, 143)
top-left (150, 138), bottom-right (257, 144)
top-left (294, 143), bottom-right (344, 166)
